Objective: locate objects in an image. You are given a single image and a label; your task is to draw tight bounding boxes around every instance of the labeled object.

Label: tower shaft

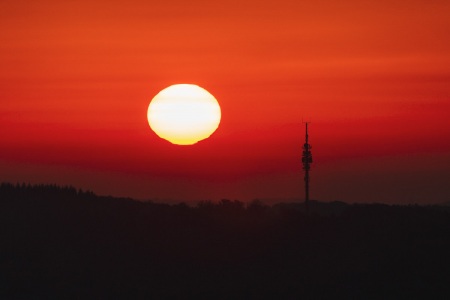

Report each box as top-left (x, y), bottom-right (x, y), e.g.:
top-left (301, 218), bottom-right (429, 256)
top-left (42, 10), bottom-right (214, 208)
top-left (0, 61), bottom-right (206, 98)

top-left (301, 123), bottom-right (312, 212)
top-left (304, 169), bottom-right (310, 211)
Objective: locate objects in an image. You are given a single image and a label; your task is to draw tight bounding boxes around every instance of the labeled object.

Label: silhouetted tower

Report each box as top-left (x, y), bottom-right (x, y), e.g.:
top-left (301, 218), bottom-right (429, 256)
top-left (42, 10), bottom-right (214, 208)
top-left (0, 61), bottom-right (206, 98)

top-left (302, 122), bottom-right (313, 213)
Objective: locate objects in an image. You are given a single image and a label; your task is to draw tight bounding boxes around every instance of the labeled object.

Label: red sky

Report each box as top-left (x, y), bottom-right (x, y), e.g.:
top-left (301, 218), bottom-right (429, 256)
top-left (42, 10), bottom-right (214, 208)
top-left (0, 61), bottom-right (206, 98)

top-left (1, 0), bottom-right (449, 204)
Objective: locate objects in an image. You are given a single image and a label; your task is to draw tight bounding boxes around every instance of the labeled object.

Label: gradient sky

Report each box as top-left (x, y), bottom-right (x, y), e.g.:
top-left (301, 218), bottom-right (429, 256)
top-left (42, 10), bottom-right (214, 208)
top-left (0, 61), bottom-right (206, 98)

top-left (1, 0), bottom-right (449, 204)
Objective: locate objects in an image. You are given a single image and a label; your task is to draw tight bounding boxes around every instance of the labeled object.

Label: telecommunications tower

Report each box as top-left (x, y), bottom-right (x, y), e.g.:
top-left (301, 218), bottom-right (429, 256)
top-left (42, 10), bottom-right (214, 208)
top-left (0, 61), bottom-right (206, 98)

top-left (301, 122), bottom-right (313, 212)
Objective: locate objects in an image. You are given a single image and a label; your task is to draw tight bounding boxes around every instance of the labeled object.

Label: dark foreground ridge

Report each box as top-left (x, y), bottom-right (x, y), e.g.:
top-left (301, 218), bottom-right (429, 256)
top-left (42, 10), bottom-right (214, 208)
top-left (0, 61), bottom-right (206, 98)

top-left (1, 183), bottom-right (450, 299)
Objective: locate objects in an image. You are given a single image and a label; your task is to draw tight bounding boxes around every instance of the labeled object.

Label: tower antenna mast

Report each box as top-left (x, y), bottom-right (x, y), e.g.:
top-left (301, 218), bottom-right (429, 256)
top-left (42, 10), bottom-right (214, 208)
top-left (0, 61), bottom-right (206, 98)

top-left (301, 122), bottom-right (313, 213)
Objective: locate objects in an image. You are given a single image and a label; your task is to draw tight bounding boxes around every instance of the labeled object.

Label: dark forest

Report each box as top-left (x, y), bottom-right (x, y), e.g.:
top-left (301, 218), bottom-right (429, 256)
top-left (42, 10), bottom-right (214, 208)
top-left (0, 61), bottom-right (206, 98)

top-left (1, 183), bottom-right (450, 299)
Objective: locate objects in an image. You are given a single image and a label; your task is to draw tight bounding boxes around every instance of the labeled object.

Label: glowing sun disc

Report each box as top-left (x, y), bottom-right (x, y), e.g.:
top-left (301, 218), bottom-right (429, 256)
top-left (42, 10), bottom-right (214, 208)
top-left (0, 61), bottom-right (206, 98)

top-left (147, 84), bottom-right (221, 145)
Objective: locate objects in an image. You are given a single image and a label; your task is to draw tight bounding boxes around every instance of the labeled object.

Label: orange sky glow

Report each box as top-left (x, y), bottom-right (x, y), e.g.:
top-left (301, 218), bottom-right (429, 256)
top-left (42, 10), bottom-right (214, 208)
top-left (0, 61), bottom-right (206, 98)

top-left (1, 0), bottom-right (449, 203)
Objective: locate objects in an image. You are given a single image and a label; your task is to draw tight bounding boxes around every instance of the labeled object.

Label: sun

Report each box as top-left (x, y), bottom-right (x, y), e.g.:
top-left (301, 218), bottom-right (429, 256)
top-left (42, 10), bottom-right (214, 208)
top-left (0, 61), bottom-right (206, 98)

top-left (147, 84), bottom-right (221, 145)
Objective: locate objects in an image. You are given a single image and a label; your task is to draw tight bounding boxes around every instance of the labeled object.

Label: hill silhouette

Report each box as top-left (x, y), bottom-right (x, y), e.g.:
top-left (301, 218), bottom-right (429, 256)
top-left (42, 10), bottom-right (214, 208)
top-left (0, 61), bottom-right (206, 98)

top-left (1, 182), bottom-right (450, 299)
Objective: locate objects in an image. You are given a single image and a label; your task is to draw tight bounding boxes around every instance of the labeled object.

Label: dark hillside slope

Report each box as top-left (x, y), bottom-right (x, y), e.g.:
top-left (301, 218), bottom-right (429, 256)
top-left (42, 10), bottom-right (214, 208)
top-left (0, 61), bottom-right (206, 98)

top-left (1, 183), bottom-right (450, 299)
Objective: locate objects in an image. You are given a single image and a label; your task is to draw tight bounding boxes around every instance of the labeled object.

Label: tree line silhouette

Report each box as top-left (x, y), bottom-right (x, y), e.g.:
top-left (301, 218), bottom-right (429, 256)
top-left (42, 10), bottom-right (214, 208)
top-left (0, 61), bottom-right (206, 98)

top-left (1, 182), bottom-right (450, 299)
